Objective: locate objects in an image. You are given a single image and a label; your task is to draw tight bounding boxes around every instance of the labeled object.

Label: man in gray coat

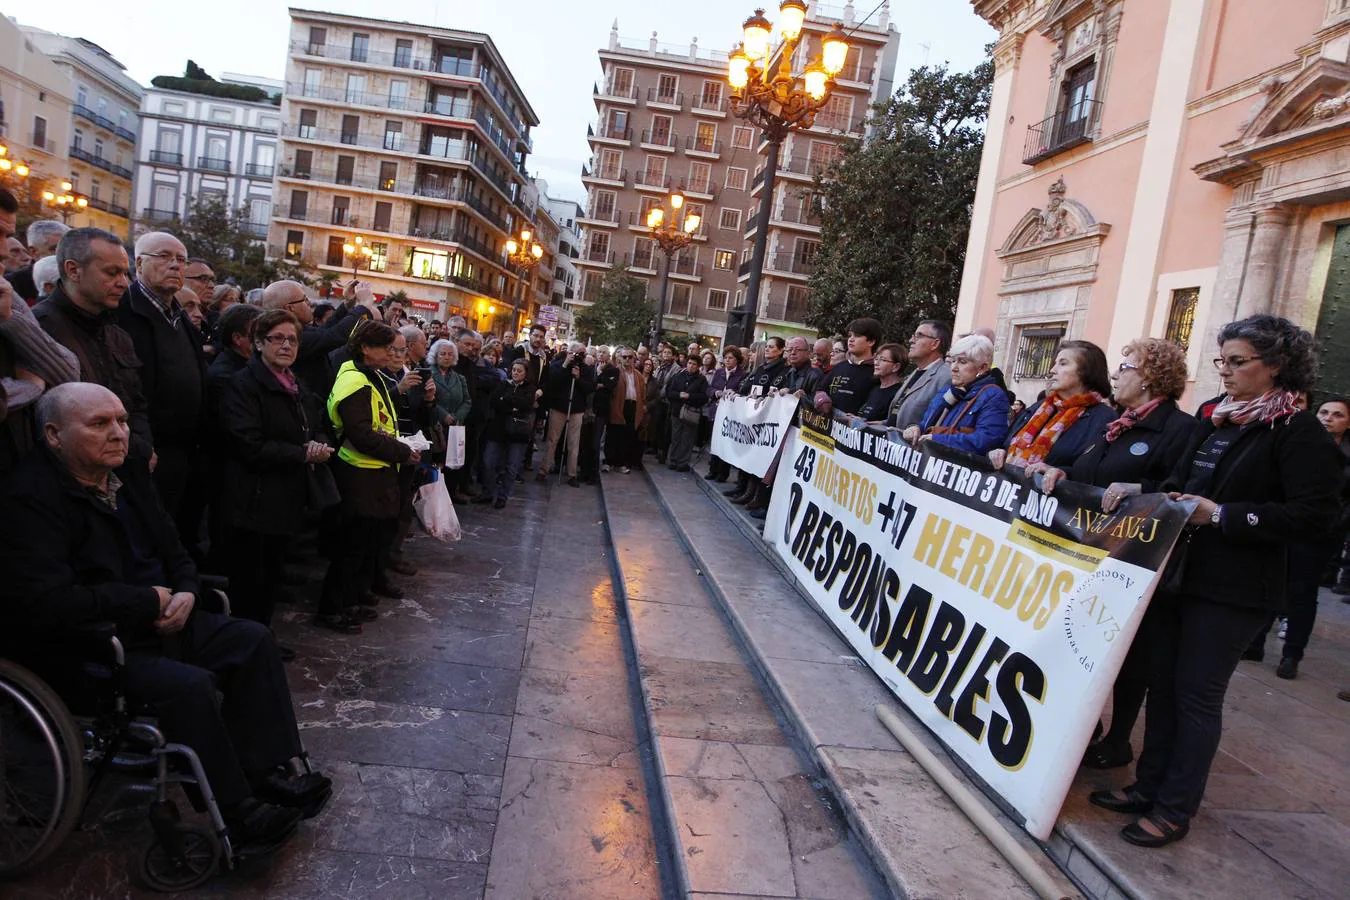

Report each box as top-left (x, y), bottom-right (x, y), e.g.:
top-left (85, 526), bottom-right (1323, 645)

top-left (888, 320), bottom-right (953, 430)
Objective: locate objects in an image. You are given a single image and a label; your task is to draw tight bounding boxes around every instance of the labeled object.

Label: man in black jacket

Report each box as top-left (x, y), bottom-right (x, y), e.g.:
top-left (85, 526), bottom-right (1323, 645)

top-left (452, 330), bottom-right (492, 501)
top-left (0, 383), bottom-right (330, 851)
top-left (35, 228), bottom-right (153, 461)
top-left (259, 279), bottom-right (377, 399)
top-left (537, 342), bottom-right (595, 486)
top-left (779, 336), bottom-right (824, 398)
top-left (118, 233), bottom-right (208, 542)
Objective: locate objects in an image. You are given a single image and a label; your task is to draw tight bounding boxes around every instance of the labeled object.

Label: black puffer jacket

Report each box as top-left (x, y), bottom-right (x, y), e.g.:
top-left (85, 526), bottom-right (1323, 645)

top-left (664, 368), bottom-right (709, 416)
top-left (1069, 398), bottom-right (1199, 491)
top-left (220, 356), bottom-right (325, 536)
top-left (484, 379), bottom-right (537, 444)
top-left (541, 355), bottom-right (595, 414)
top-left (738, 358), bottom-right (787, 397)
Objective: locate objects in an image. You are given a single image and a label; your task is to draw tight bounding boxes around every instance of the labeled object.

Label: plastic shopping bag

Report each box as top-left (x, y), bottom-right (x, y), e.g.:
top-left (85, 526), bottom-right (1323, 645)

top-left (413, 479), bottom-right (462, 542)
top-left (444, 425), bottom-right (466, 470)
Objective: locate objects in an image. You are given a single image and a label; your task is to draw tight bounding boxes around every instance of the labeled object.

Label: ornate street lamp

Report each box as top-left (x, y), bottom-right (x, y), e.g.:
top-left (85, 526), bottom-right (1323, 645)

top-left (41, 180), bottom-right (89, 223)
top-left (0, 144), bottom-right (32, 183)
top-left (505, 227), bottom-right (545, 334)
top-left (342, 235), bottom-right (374, 279)
top-left (645, 189), bottom-right (702, 348)
top-left (724, 1), bottom-right (849, 346)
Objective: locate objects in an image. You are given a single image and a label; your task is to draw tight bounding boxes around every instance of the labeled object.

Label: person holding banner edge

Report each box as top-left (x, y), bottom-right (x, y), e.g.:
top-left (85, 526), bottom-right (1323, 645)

top-left (704, 346), bottom-right (746, 483)
top-left (1088, 315), bottom-right (1341, 848)
top-left (726, 338), bottom-right (788, 507)
top-left (989, 340), bottom-right (1115, 471)
top-left (901, 334), bottom-right (1009, 453)
top-left (1030, 338), bottom-right (1198, 771)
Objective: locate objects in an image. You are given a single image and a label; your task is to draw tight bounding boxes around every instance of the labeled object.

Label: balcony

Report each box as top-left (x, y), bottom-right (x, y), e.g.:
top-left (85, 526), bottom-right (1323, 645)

top-left (116, 126), bottom-right (137, 144)
top-left (423, 96), bottom-right (474, 119)
top-left (668, 256), bottom-right (705, 279)
top-left (282, 208), bottom-right (312, 222)
top-left (691, 95), bottom-right (727, 116)
top-left (594, 81), bottom-right (639, 105)
top-left (684, 135), bottom-right (722, 158)
top-left (148, 149), bottom-right (183, 166)
top-left (775, 201), bottom-right (823, 228)
top-left (69, 146), bottom-right (132, 180)
top-left (286, 82), bottom-right (420, 113)
top-left (243, 221), bottom-right (269, 237)
top-left (775, 156), bottom-right (837, 180)
top-left (589, 121), bottom-right (632, 144)
top-left (580, 246), bottom-right (615, 265)
top-left (633, 169), bottom-right (672, 192)
top-left (197, 157), bottom-right (230, 173)
top-left (1023, 100), bottom-right (1102, 165)
top-left (767, 250), bottom-right (816, 277)
top-left (579, 204), bottom-right (623, 226)
top-left (142, 208), bottom-right (178, 223)
top-left (646, 88), bottom-right (685, 110)
top-left (73, 103), bottom-right (117, 134)
top-left (762, 292), bottom-right (811, 324)
top-left (86, 196), bottom-right (110, 211)
top-left (245, 163), bottom-right (275, 178)
top-left (581, 165), bottom-right (627, 187)
top-left (683, 180), bottom-right (717, 201)
top-left (639, 129), bottom-right (678, 152)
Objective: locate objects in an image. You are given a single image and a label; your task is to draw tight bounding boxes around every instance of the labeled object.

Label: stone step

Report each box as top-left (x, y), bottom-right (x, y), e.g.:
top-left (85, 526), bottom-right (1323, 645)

top-left (599, 471), bottom-right (890, 899)
top-left (642, 465), bottom-right (1079, 900)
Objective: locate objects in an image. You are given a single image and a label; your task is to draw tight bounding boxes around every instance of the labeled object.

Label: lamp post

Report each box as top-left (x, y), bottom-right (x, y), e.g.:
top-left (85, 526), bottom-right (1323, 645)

top-left (645, 189), bottom-right (702, 349)
top-left (505, 227), bottom-right (545, 334)
top-left (41, 180), bottom-right (89, 223)
top-left (724, 1), bottom-right (849, 346)
top-left (342, 235), bottom-right (373, 279)
top-left (0, 144), bottom-right (32, 185)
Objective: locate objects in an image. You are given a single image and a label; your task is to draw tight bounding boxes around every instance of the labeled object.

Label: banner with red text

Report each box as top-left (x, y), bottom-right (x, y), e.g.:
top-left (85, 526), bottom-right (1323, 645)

top-left (762, 408), bottom-right (1192, 839)
top-left (711, 393), bottom-right (799, 478)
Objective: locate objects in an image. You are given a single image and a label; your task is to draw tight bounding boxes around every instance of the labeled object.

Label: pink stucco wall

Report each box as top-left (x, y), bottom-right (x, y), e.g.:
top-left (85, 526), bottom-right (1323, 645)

top-left (1198, 0), bottom-right (1325, 95)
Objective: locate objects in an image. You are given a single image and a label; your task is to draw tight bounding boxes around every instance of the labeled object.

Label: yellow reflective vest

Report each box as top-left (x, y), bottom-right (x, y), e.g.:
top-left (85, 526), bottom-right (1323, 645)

top-left (327, 361), bottom-right (398, 469)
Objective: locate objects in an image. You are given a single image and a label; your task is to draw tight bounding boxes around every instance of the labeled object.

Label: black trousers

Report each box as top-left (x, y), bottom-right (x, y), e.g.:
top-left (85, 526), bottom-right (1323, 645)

top-left (223, 528), bottom-right (287, 627)
top-left (153, 443), bottom-right (209, 558)
top-left (319, 514), bottom-right (395, 615)
top-left (389, 462), bottom-right (419, 560)
top-left (121, 611), bottom-right (302, 809)
top-left (1133, 593), bottom-right (1267, 824)
top-left (1249, 537), bottom-right (1340, 660)
top-left (604, 402), bottom-right (641, 468)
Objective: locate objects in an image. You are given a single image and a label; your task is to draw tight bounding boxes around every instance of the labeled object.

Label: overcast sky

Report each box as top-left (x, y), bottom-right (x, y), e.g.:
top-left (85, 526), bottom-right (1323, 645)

top-left (15, 1), bottom-right (994, 203)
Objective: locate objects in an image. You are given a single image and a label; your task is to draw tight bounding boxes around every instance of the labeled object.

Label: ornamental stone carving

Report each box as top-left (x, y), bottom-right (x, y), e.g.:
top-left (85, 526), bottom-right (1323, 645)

top-left (1033, 178), bottom-right (1077, 244)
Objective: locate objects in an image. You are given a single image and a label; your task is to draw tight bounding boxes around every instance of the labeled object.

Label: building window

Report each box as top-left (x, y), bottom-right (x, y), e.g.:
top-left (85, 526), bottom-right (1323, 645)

top-left (335, 156), bottom-right (355, 185)
top-left (598, 148), bottom-right (623, 180)
top-left (32, 116), bottom-right (47, 149)
top-left (699, 81), bottom-right (722, 110)
top-left (210, 107), bottom-right (233, 123)
top-left (379, 161), bottom-right (398, 190)
top-left (713, 249), bottom-right (734, 270)
top-left (346, 74), bottom-right (367, 105)
top-left (73, 129), bottom-right (84, 151)
top-left (152, 183), bottom-right (175, 212)
top-left (341, 115), bottom-right (360, 144)
top-left (642, 155), bottom-right (666, 185)
top-left (656, 74), bottom-right (679, 105)
top-left (608, 67), bottom-right (634, 97)
top-left (408, 247), bottom-right (450, 279)
top-left (688, 161), bottom-right (712, 194)
top-left (785, 286), bottom-right (810, 322)
top-left (1013, 326), bottom-right (1066, 380)
top-left (163, 101), bottom-right (186, 116)
top-left (631, 237), bottom-right (654, 269)
top-left (351, 33), bottom-right (370, 63)
top-left (285, 230), bottom-right (304, 259)
top-left (297, 108), bottom-right (317, 138)
top-left (685, 203), bottom-right (705, 236)
top-left (394, 39), bottom-right (413, 68)
top-left (326, 236), bottom-right (346, 266)
top-left (669, 283), bottom-right (692, 315)
top-left (94, 138), bottom-right (104, 159)
top-left (368, 241), bottom-right (388, 271)
top-left (708, 288), bottom-right (729, 310)
top-left (389, 81), bottom-right (409, 110)
top-left (694, 122), bottom-right (717, 153)
top-left (718, 207), bottom-right (742, 231)
top-left (77, 86), bottom-right (88, 108)
top-left (592, 189), bottom-right (617, 219)
top-left (249, 198), bottom-right (270, 224)
top-left (1165, 288), bottom-right (1200, 351)
top-left (724, 167), bottom-right (747, 191)
top-left (731, 126), bottom-right (754, 149)
top-left (384, 121), bottom-right (403, 150)
top-left (289, 190), bottom-right (308, 218)
top-left (331, 196), bottom-right (351, 226)
top-left (292, 149), bottom-right (313, 177)
top-left (307, 26), bottom-right (327, 54)
top-left (587, 231), bottom-right (611, 262)
top-left (648, 115), bottom-right (673, 145)
top-left (303, 68), bottom-right (321, 97)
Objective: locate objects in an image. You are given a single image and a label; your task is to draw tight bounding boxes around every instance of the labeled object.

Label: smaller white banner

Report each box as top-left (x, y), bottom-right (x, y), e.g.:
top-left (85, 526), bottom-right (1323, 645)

top-left (711, 394), bottom-right (798, 478)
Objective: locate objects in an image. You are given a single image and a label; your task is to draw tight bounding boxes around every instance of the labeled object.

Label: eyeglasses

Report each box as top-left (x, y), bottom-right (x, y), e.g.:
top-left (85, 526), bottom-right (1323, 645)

top-left (263, 335), bottom-right (299, 347)
top-left (912, 331), bottom-right (939, 342)
top-left (185, 274), bottom-right (215, 283)
top-left (1212, 356), bottom-right (1257, 371)
top-left (140, 251), bottom-right (188, 265)
top-left (1116, 361), bottom-right (1139, 373)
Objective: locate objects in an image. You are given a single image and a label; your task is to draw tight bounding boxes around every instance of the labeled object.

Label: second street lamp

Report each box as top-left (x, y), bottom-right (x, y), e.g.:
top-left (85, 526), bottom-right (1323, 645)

top-left (506, 228), bottom-right (545, 335)
top-left (724, 1), bottom-right (849, 346)
top-left (645, 189), bottom-right (702, 349)
top-left (42, 180), bottom-right (89, 224)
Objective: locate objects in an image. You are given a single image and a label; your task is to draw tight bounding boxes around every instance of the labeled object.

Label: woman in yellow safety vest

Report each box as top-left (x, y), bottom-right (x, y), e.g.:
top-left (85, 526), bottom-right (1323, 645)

top-left (317, 322), bottom-right (419, 634)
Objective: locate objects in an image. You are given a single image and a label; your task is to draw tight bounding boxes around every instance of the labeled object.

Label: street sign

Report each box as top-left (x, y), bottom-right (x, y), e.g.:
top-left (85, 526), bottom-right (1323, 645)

top-left (538, 304), bottom-right (561, 325)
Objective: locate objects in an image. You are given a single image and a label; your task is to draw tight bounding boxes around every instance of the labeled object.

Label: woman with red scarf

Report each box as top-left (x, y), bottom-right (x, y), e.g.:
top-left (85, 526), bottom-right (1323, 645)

top-left (1088, 315), bottom-right (1341, 848)
top-left (989, 340), bottom-right (1115, 471)
top-left (1028, 338), bottom-right (1198, 771)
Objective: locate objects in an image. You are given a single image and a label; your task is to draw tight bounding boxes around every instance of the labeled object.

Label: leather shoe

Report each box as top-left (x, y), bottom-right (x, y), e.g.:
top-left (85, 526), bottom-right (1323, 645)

top-left (1276, 657), bottom-right (1299, 679)
top-left (1081, 740), bottom-right (1133, 770)
top-left (730, 490), bottom-right (754, 505)
top-left (568, 477), bottom-right (580, 487)
top-left (1088, 786), bottom-right (1154, 815)
top-left (254, 771), bottom-right (333, 819)
top-left (225, 798), bottom-right (302, 848)
top-left (745, 488), bottom-right (770, 511)
top-left (1121, 813), bottom-right (1189, 848)
top-left (723, 483), bottom-right (746, 497)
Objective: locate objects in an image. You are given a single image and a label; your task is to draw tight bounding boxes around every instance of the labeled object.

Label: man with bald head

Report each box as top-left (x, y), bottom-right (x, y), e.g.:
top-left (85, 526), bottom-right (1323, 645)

top-left (0, 383), bottom-right (330, 851)
top-left (260, 279), bottom-right (377, 397)
top-left (117, 232), bottom-right (208, 542)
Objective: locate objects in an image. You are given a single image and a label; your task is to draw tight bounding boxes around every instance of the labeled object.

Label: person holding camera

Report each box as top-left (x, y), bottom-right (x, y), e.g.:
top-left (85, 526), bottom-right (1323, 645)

top-left (536, 342), bottom-right (595, 487)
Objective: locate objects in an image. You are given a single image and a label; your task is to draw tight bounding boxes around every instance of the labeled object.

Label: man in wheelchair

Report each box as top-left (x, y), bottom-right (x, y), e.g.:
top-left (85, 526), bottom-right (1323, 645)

top-left (0, 383), bottom-right (332, 853)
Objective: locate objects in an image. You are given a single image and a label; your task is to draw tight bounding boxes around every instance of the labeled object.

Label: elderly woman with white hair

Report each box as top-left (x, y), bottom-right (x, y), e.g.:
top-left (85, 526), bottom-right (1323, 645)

top-left (429, 338), bottom-right (471, 436)
top-left (902, 333), bottom-right (1010, 453)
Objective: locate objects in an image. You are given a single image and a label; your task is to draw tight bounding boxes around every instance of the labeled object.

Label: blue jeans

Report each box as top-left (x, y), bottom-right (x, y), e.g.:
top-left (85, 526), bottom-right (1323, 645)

top-left (482, 440), bottom-right (527, 501)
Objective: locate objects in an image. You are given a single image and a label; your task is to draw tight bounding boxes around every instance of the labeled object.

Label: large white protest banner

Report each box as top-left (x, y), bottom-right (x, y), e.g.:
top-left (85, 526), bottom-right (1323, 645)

top-left (711, 394), bottom-right (799, 478)
top-left (762, 409), bottom-right (1192, 839)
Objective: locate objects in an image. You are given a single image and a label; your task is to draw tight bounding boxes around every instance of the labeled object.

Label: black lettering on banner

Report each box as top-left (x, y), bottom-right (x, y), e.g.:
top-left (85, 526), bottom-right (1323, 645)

top-left (881, 582), bottom-right (932, 671)
top-left (907, 601), bottom-right (967, 695)
top-left (722, 418), bottom-right (783, 447)
top-left (870, 568), bottom-right (900, 649)
top-left (824, 528), bottom-right (857, 591)
top-left (839, 542), bottom-right (873, 613)
top-left (989, 652), bottom-right (1045, 770)
top-left (792, 502), bottom-right (820, 560)
top-left (851, 553), bottom-right (885, 630)
top-left (936, 622), bottom-right (987, 718)
top-left (815, 520), bottom-right (844, 583)
top-left (804, 511), bottom-right (834, 574)
top-left (785, 482), bottom-right (804, 545)
top-left (952, 637), bottom-right (1010, 742)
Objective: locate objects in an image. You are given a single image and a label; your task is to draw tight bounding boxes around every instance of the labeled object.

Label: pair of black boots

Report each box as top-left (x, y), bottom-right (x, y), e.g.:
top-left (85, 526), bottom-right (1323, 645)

top-left (724, 474), bottom-right (770, 518)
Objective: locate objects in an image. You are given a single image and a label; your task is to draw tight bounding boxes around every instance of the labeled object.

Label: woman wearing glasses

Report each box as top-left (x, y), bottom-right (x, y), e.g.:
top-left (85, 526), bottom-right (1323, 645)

top-left (1088, 315), bottom-right (1341, 847)
top-left (901, 334), bottom-right (1009, 452)
top-left (219, 309), bottom-right (332, 652)
top-left (1026, 338), bottom-right (1197, 771)
top-left (990, 340), bottom-right (1115, 471)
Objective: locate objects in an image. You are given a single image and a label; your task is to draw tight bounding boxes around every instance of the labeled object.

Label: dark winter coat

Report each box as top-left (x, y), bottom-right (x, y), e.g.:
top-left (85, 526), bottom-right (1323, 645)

top-left (1007, 400), bottom-right (1117, 469)
top-left (738, 358), bottom-right (787, 397)
top-left (593, 363), bottom-right (620, 416)
top-left (1068, 398), bottom-right (1199, 491)
top-left (484, 378), bottom-right (537, 444)
top-left (780, 361), bottom-right (825, 397)
top-left (542, 354), bottom-right (595, 414)
top-left (331, 373), bottom-right (412, 520)
top-left (115, 280), bottom-right (206, 448)
top-left (295, 304), bottom-right (374, 399)
top-left (919, 374), bottom-right (1011, 454)
top-left (706, 365), bottom-right (746, 418)
top-left (664, 369), bottom-right (709, 416)
top-left (219, 356), bottom-right (324, 536)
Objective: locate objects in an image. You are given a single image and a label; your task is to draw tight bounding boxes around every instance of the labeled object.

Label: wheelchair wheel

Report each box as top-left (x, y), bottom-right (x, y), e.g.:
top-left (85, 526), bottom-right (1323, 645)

top-left (0, 658), bottom-right (87, 878)
top-left (136, 823), bottom-right (220, 892)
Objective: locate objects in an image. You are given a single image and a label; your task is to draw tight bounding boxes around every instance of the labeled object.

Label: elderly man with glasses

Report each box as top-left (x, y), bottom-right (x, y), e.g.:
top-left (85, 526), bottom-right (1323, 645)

top-left (887, 319), bottom-right (953, 431)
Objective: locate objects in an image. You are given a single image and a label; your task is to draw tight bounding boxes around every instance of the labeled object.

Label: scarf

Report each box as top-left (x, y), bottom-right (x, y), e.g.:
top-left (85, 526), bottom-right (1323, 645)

top-left (1104, 396), bottom-right (1165, 443)
top-left (1006, 390), bottom-right (1105, 467)
top-left (1211, 389), bottom-right (1300, 428)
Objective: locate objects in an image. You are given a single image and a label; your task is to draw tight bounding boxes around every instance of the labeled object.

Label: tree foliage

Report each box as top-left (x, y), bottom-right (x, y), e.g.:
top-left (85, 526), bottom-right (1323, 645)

top-left (574, 263), bottom-right (654, 348)
top-left (807, 55), bottom-right (993, 342)
top-left (151, 60), bottom-right (275, 103)
top-left (170, 195), bottom-right (311, 290)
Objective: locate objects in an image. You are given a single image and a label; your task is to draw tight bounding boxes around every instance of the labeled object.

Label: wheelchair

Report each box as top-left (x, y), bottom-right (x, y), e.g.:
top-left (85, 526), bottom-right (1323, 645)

top-left (0, 583), bottom-right (318, 892)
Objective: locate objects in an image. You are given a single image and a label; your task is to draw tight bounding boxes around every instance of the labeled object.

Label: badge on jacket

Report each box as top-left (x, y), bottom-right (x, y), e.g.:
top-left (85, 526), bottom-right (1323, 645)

top-left (1129, 441), bottom-right (1149, 456)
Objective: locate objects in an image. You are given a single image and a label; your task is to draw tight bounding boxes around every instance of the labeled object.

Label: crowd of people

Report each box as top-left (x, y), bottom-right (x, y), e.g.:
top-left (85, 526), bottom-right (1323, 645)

top-left (1, 181), bottom-right (1348, 855)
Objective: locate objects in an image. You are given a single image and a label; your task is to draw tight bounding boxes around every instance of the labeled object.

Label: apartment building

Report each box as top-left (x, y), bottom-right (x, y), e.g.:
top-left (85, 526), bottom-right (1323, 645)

top-left (0, 16), bottom-right (74, 213)
top-left (269, 8), bottom-right (539, 328)
top-left (541, 184), bottom-right (582, 307)
top-left (21, 27), bottom-right (142, 238)
top-left (133, 76), bottom-right (282, 237)
top-left (577, 2), bottom-right (898, 345)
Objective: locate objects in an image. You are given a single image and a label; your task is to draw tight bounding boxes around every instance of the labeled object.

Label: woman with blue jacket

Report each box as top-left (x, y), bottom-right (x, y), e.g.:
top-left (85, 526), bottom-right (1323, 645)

top-left (902, 334), bottom-right (1010, 454)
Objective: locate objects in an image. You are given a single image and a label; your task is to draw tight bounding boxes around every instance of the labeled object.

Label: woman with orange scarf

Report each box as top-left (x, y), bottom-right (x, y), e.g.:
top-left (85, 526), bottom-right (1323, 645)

top-left (990, 340), bottom-right (1115, 471)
